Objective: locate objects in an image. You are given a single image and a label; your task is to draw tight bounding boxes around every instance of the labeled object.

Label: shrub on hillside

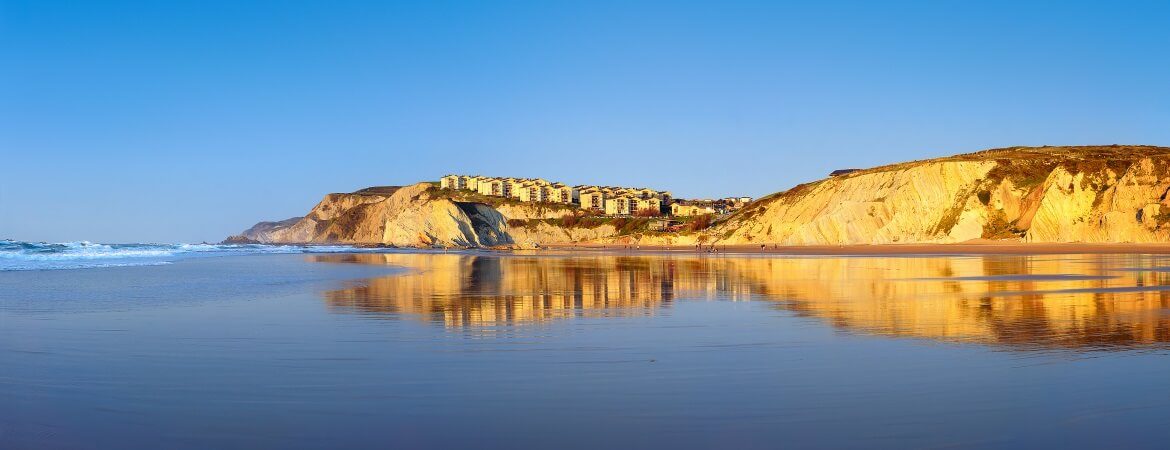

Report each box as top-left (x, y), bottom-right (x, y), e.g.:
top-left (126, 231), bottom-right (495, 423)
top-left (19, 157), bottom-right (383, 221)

top-left (560, 214), bottom-right (580, 228)
top-left (685, 214), bottom-right (713, 232)
top-left (579, 217), bottom-right (605, 228)
top-left (623, 218), bottom-right (649, 234)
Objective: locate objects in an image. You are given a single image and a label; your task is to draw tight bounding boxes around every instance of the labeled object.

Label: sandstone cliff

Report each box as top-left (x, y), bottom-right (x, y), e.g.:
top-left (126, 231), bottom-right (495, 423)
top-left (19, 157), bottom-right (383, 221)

top-left (233, 183), bottom-right (513, 247)
top-left (709, 145), bottom-right (1170, 245)
top-left (232, 145), bottom-right (1170, 247)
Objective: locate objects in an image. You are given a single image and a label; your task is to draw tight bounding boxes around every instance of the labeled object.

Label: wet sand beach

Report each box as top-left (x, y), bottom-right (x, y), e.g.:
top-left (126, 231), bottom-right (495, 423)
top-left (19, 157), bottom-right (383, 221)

top-left (544, 241), bottom-right (1170, 255)
top-left (4, 251), bottom-right (1170, 449)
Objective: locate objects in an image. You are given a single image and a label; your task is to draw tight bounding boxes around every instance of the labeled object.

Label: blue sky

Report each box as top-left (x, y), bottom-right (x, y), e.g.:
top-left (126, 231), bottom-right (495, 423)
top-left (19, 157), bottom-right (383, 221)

top-left (2, 0), bottom-right (1168, 243)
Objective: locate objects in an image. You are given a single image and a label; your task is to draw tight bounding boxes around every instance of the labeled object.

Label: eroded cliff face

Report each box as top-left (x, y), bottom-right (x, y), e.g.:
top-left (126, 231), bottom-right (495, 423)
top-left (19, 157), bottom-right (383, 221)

top-left (233, 146), bottom-right (1170, 247)
top-left (711, 145), bottom-right (1170, 245)
top-left (493, 203), bottom-right (576, 221)
top-left (237, 183), bottom-right (514, 247)
top-left (507, 222), bottom-right (620, 245)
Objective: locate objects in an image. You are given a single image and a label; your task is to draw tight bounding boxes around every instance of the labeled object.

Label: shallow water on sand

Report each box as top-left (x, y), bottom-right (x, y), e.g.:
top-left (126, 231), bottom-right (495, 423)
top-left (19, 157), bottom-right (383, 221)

top-left (2, 252), bottom-right (1169, 449)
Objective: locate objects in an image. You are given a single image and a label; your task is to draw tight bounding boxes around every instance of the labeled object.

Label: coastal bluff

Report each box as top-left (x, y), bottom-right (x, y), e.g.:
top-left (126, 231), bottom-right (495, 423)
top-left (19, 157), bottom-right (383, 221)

top-left (710, 145), bottom-right (1170, 245)
top-left (229, 145), bottom-right (1170, 247)
top-left (226, 183), bottom-right (513, 247)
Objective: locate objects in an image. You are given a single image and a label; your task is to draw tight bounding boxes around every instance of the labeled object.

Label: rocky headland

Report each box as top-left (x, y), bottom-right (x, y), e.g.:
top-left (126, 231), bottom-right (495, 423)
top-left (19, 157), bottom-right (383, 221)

top-left (228, 145), bottom-right (1170, 248)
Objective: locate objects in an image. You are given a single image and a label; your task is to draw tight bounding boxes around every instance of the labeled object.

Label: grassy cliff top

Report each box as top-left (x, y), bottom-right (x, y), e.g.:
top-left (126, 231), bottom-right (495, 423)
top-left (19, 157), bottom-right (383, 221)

top-left (955, 144), bottom-right (1170, 160)
top-left (849, 145), bottom-right (1170, 178)
top-left (349, 186), bottom-right (403, 196)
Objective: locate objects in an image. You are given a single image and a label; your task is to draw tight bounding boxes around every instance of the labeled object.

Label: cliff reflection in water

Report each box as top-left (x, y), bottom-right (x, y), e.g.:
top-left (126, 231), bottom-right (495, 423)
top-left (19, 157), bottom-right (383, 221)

top-left (311, 253), bottom-right (1170, 351)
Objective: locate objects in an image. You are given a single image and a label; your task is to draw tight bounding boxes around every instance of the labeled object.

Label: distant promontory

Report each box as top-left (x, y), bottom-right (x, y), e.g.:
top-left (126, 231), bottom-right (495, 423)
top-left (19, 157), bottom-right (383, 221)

top-left (228, 145), bottom-right (1170, 247)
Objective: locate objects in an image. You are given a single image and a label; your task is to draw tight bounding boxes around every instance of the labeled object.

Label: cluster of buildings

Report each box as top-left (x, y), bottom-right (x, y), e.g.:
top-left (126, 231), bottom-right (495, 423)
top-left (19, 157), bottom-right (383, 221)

top-left (579, 186), bottom-right (670, 216)
top-left (670, 197), bottom-right (753, 216)
top-left (440, 174), bottom-right (749, 217)
top-left (441, 175), bottom-right (577, 204)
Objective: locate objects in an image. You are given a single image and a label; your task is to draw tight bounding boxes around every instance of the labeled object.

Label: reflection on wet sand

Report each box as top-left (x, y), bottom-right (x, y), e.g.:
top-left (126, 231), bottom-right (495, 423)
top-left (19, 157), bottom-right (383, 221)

top-left (311, 253), bottom-right (1170, 351)
top-left (319, 254), bottom-right (688, 326)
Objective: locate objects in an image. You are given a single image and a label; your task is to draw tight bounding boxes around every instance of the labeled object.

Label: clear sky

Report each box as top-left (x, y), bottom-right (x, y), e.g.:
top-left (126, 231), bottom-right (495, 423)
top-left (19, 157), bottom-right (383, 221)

top-left (2, 1), bottom-right (1168, 243)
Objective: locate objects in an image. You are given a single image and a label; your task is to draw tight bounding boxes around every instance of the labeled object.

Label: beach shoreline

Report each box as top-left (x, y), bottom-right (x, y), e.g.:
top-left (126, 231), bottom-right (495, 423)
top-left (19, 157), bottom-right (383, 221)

top-left (537, 241), bottom-right (1170, 255)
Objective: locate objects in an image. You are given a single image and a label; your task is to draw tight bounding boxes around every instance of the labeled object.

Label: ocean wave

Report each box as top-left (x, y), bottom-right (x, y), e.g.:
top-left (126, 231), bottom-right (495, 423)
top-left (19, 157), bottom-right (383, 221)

top-left (0, 240), bottom-right (382, 271)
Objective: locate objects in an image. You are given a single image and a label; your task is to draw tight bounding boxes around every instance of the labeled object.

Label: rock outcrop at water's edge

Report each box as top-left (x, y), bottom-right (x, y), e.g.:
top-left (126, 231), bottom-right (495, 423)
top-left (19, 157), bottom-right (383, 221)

top-left (224, 217), bottom-right (303, 243)
top-left (230, 145), bottom-right (1170, 247)
top-left (231, 183), bottom-right (515, 247)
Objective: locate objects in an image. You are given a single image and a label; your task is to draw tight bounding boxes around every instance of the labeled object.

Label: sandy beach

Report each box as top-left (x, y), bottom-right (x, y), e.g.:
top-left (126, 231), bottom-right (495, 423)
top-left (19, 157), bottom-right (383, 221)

top-left (543, 241), bottom-right (1170, 255)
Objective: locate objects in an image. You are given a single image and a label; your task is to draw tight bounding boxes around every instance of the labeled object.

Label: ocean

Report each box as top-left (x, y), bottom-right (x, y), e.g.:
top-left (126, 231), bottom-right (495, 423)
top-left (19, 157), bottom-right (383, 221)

top-left (0, 240), bottom-right (395, 271)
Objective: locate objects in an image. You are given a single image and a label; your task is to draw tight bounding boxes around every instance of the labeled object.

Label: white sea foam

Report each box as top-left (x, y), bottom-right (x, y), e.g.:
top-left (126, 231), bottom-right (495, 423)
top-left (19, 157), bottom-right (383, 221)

top-left (0, 240), bottom-right (382, 271)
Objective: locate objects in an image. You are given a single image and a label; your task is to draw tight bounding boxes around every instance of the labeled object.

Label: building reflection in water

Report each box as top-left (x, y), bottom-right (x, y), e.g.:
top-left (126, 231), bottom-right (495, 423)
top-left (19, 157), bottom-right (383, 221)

top-left (310, 253), bottom-right (1170, 351)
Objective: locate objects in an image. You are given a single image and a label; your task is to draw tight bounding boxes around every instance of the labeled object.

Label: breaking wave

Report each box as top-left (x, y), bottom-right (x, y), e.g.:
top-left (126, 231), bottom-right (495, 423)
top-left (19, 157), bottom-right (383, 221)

top-left (0, 240), bottom-right (382, 271)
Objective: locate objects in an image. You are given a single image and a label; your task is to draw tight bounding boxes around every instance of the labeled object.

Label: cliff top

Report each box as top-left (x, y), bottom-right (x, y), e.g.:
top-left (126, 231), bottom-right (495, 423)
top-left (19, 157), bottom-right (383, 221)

top-left (348, 186), bottom-right (403, 196)
top-left (851, 145), bottom-right (1170, 178)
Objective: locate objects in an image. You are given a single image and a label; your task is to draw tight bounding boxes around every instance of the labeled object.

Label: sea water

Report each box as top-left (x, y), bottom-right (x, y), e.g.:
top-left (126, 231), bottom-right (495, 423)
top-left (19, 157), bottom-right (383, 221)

top-left (0, 239), bottom-right (395, 271)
